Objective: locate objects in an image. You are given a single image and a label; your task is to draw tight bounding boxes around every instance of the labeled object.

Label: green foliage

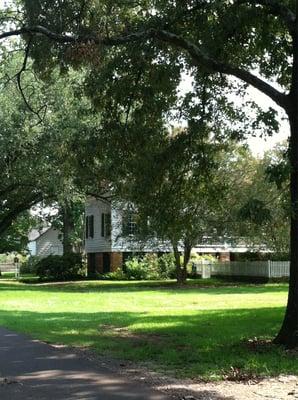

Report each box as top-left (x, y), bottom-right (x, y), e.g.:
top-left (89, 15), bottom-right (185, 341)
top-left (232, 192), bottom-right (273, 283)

top-left (239, 199), bottom-right (272, 225)
top-left (194, 254), bottom-right (218, 264)
top-left (36, 253), bottom-right (85, 281)
top-left (13, 0), bottom-right (285, 142)
top-left (0, 255), bottom-right (8, 263)
top-left (156, 253), bottom-right (176, 279)
top-left (0, 52), bottom-right (99, 240)
top-left (122, 253), bottom-right (175, 280)
top-left (0, 212), bottom-right (37, 254)
top-left (101, 269), bottom-right (127, 281)
top-left (124, 257), bottom-right (152, 280)
top-left (233, 143), bottom-right (290, 254)
top-left (20, 256), bottom-right (41, 274)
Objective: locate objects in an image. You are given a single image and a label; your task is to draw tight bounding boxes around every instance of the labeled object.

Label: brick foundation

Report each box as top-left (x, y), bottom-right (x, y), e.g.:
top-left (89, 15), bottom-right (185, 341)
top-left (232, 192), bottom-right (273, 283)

top-left (95, 253), bottom-right (103, 273)
top-left (110, 252), bottom-right (123, 272)
top-left (87, 252), bottom-right (123, 274)
top-left (219, 252), bottom-right (230, 262)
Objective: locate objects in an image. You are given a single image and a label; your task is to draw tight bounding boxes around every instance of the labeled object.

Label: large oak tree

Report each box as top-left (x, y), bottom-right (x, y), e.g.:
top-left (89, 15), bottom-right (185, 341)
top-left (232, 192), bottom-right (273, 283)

top-left (0, 0), bottom-right (297, 346)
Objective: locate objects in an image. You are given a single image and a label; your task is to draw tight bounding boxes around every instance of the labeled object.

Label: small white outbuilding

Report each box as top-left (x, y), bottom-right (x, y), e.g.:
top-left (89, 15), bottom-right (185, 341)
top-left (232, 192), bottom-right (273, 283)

top-left (28, 227), bottom-right (63, 258)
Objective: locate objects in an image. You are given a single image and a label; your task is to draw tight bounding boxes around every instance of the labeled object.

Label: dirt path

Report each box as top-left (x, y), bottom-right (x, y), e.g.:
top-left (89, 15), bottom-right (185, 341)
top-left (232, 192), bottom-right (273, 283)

top-left (71, 347), bottom-right (298, 400)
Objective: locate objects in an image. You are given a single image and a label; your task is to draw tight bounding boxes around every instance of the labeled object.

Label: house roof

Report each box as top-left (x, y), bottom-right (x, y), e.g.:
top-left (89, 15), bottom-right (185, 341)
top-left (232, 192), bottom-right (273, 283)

top-left (28, 227), bottom-right (51, 242)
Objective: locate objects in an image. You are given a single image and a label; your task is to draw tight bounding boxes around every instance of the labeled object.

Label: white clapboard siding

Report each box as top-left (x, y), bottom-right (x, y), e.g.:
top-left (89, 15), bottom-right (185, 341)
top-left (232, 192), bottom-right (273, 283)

top-left (85, 197), bottom-right (112, 253)
top-left (36, 228), bottom-right (63, 258)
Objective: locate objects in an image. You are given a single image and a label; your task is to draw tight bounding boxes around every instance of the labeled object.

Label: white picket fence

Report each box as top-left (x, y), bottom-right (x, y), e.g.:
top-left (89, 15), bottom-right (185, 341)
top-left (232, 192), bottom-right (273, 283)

top-left (195, 261), bottom-right (290, 278)
top-left (268, 261), bottom-right (290, 278)
top-left (0, 263), bottom-right (15, 273)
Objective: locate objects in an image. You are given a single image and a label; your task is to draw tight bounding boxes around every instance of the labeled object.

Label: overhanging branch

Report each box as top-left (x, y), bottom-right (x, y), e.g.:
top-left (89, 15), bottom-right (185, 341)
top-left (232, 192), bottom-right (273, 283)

top-left (0, 25), bottom-right (289, 110)
top-left (0, 193), bottom-right (42, 236)
top-left (153, 29), bottom-right (288, 110)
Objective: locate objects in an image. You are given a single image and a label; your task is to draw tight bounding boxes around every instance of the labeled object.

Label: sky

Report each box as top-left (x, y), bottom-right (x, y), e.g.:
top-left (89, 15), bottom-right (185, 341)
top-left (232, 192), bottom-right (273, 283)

top-left (0, 0), bottom-right (289, 156)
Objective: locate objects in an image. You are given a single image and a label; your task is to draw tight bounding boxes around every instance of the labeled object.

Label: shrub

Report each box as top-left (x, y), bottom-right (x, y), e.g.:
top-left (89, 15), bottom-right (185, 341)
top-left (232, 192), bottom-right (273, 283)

top-left (36, 253), bottom-right (85, 281)
top-left (20, 256), bottom-right (41, 274)
top-left (101, 269), bottom-right (128, 280)
top-left (123, 253), bottom-right (176, 280)
top-left (156, 253), bottom-right (176, 279)
top-left (125, 257), bottom-right (148, 280)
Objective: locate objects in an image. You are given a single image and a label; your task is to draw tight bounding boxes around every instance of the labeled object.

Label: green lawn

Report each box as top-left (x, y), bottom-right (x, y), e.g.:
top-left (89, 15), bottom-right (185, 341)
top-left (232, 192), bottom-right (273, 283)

top-left (0, 279), bottom-right (295, 380)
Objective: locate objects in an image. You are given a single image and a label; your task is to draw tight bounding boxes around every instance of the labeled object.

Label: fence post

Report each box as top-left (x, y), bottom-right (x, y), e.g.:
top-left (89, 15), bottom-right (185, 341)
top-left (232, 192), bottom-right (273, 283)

top-left (267, 260), bottom-right (271, 279)
top-left (14, 256), bottom-right (20, 280)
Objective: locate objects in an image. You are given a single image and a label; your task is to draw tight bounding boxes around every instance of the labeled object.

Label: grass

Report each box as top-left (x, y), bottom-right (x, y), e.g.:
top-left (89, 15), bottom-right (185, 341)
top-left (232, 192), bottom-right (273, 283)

top-left (0, 278), bottom-right (296, 380)
top-left (0, 272), bottom-right (16, 279)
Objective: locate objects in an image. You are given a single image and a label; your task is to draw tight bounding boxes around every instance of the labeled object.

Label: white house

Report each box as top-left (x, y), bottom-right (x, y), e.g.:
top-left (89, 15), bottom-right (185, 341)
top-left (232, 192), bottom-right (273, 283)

top-left (28, 227), bottom-right (63, 258)
top-left (85, 197), bottom-right (250, 274)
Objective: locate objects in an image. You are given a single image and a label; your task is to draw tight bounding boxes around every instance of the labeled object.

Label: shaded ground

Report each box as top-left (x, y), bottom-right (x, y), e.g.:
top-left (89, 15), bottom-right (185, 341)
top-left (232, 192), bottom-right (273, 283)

top-left (3, 326), bottom-right (297, 400)
top-left (0, 326), bottom-right (169, 400)
top-left (66, 346), bottom-right (298, 400)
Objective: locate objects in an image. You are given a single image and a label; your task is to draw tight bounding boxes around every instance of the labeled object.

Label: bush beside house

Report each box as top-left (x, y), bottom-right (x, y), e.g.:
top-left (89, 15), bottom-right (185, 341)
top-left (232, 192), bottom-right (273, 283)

top-left (36, 254), bottom-right (86, 281)
top-left (103, 253), bottom-right (176, 280)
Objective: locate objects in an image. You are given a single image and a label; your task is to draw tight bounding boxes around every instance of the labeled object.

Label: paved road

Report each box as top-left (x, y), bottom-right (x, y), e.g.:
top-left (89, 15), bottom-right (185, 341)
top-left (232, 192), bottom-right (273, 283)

top-left (0, 327), bottom-right (170, 400)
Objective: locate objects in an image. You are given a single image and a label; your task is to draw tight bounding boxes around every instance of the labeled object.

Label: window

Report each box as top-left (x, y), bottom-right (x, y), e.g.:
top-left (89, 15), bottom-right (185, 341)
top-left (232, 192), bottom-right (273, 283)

top-left (85, 216), bottom-right (89, 239)
top-left (122, 211), bottom-right (138, 236)
top-left (85, 215), bottom-right (94, 238)
top-left (101, 213), bottom-right (111, 238)
top-left (105, 213), bottom-right (111, 237)
top-left (89, 215), bottom-right (94, 238)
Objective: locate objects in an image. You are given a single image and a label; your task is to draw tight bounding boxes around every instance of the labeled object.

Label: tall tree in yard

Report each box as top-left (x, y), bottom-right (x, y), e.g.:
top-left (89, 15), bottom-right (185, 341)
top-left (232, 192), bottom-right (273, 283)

top-left (1, 0), bottom-right (298, 346)
top-left (117, 134), bottom-right (236, 284)
top-left (0, 54), bottom-right (99, 249)
top-left (109, 80), bottom-right (242, 284)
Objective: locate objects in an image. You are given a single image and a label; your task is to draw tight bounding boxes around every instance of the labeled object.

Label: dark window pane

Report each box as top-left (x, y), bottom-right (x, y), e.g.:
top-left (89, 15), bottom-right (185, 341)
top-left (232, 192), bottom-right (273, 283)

top-left (101, 214), bottom-right (105, 237)
top-left (105, 213), bottom-right (111, 237)
top-left (90, 215), bottom-right (94, 238)
top-left (85, 216), bottom-right (89, 239)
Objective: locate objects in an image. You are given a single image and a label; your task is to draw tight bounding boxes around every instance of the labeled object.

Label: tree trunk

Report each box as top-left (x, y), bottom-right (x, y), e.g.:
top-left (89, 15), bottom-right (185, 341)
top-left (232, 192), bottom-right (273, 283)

top-left (274, 113), bottom-right (298, 347)
top-left (182, 239), bottom-right (192, 280)
top-left (62, 204), bottom-right (74, 255)
top-left (172, 243), bottom-right (185, 284)
top-left (172, 240), bottom-right (192, 284)
top-left (274, 32), bottom-right (298, 347)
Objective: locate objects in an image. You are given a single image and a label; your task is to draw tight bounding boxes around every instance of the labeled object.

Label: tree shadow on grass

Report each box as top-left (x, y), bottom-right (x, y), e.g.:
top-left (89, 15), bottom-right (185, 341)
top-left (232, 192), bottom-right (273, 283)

top-left (0, 280), bottom-right (289, 296)
top-left (0, 306), bottom-right (294, 380)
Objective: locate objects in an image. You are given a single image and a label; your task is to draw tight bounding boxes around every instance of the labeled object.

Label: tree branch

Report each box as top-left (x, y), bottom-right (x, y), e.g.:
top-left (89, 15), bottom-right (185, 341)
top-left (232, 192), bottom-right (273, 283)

top-left (0, 25), bottom-right (289, 109)
top-left (11, 36), bottom-right (47, 124)
top-left (0, 193), bottom-right (42, 236)
top-left (125, 66), bottom-right (143, 128)
top-left (153, 29), bottom-right (288, 110)
top-left (235, 0), bottom-right (296, 34)
top-left (0, 24), bottom-right (154, 45)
